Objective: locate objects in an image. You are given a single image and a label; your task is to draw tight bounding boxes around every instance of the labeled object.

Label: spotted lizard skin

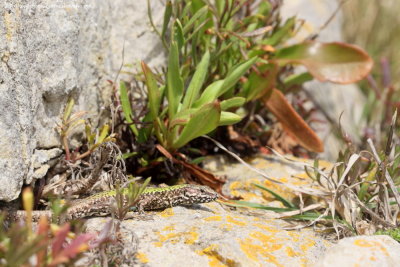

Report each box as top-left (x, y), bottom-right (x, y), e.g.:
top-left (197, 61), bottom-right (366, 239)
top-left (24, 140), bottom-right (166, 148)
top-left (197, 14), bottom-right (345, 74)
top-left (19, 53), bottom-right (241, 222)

top-left (8, 184), bottom-right (218, 222)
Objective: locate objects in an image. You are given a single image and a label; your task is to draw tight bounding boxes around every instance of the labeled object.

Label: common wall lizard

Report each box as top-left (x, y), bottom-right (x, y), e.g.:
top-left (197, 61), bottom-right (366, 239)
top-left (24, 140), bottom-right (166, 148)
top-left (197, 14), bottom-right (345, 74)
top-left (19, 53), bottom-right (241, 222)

top-left (7, 184), bottom-right (218, 222)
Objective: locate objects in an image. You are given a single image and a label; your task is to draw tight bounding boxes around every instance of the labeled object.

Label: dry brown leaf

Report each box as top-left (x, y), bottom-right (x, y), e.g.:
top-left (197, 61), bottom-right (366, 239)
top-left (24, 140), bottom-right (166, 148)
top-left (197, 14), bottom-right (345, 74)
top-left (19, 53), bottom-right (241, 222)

top-left (263, 88), bottom-right (324, 152)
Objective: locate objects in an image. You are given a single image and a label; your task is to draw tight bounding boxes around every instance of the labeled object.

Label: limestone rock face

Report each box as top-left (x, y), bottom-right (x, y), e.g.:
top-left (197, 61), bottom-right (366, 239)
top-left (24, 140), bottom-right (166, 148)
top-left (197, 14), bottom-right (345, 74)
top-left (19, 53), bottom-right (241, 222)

top-left (81, 155), bottom-right (400, 266)
top-left (82, 155), bottom-right (334, 266)
top-left (316, 235), bottom-right (400, 267)
top-left (0, 0), bottom-right (165, 201)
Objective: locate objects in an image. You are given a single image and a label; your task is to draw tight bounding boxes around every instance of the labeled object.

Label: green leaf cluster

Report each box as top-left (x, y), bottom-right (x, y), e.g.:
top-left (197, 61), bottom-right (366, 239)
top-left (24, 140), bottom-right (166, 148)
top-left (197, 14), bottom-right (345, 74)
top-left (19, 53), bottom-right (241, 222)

top-left (140, 40), bottom-right (256, 151)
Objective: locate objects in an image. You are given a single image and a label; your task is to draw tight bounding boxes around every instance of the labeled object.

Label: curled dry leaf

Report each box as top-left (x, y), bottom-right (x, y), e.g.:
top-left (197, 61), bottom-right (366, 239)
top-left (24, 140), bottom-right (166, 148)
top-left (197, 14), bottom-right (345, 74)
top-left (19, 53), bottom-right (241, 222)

top-left (274, 42), bottom-right (373, 84)
top-left (263, 89), bottom-right (324, 153)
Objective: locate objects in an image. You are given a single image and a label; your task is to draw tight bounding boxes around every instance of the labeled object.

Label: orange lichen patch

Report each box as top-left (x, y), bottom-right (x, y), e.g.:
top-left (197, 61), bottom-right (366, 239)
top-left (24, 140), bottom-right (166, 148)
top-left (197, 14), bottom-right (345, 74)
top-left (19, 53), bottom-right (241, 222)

top-left (160, 208), bottom-right (174, 218)
top-left (299, 238), bottom-right (316, 252)
top-left (136, 252), bottom-right (149, 263)
top-left (285, 246), bottom-right (300, 257)
top-left (251, 158), bottom-right (277, 170)
top-left (370, 256), bottom-right (377, 261)
top-left (184, 229), bottom-right (199, 245)
top-left (205, 215), bottom-right (223, 222)
top-left (261, 180), bottom-right (293, 201)
top-left (318, 160), bottom-right (333, 169)
top-left (197, 244), bottom-right (236, 267)
top-left (251, 232), bottom-right (283, 250)
top-left (226, 215), bottom-right (247, 226)
top-left (252, 223), bottom-right (279, 233)
top-left (229, 180), bottom-right (264, 201)
top-left (163, 225), bottom-right (175, 231)
top-left (278, 177), bottom-right (288, 183)
top-left (239, 231), bottom-right (284, 266)
top-left (354, 239), bottom-right (378, 247)
top-left (287, 231), bottom-right (300, 242)
top-left (219, 223), bottom-right (234, 231)
top-left (154, 227), bottom-right (199, 247)
top-left (353, 239), bottom-right (389, 256)
top-left (289, 173), bottom-right (313, 186)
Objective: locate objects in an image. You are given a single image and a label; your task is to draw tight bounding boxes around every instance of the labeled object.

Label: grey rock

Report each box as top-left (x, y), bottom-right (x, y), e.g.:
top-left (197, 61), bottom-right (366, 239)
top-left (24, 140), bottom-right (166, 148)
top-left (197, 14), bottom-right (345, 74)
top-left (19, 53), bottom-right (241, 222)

top-left (0, 0), bottom-right (165, 201)
top-left (80, 155), bottom-right (334, 266)
top-left (84, 203), bottom-right (330, 266)
top-left (315, 235), bottom-right (400, 267)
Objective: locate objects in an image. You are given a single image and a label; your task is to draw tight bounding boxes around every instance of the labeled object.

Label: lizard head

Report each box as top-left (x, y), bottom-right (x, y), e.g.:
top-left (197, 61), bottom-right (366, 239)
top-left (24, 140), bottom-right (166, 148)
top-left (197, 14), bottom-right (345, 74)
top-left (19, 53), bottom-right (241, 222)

top-left (182, 185), bottom-right (219, 204)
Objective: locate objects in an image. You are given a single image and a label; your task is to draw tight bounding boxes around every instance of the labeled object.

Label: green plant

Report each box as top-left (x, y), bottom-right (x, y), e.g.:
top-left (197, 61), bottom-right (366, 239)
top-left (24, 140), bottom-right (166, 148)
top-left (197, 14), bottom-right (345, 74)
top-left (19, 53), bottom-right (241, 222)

top-left (140, 51), bottom-right (256, 151)
top-left (0, 188), bottom-right (94, 267)
top-left (375, 228), bottom-right (400, 242)
top-left (59, 98), bottom-right (116, 162)
top-left (113, 177), bottom-right (151, 220)
top-left (144, 0), bottom-right (372, 153)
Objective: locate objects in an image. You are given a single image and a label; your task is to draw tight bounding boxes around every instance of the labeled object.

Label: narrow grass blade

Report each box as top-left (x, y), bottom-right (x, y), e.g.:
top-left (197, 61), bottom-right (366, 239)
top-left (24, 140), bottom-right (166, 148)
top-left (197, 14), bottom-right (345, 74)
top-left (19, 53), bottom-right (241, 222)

top-left (183, 6), bottom-right (208, 34)
top-left (161, 1), bottom-right (172, 41)
top-left (225, 200), bottom-right (295, 212)
top-left (252, 183), bottom-right (296, 208)
top-left (119, 81), bottom-right (138, 136)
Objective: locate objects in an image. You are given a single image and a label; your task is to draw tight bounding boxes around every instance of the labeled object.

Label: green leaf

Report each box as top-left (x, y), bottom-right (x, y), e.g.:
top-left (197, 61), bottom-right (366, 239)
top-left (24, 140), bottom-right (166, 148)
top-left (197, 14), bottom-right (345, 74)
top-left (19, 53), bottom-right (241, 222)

top-left (263, 17), bottom-right (296, 46)
top-left (142, 62), bottom-right (161, 121)
top-left (161, 1), bottom-right (172, 41)
top-left (358, 166), bottom-right (377, 201)
top-left (220, 97), bottom-right (246, 110)
top-left (192, 80), bottom-right (224, 108)
top-left (85, 123), bottom-right (95, 147)
top-left (226, 200), bottom-right (296, 212)
top-left (97, 124), bottom-right (109, 144)
top-left (287, 213), bottom-right (333, 221)
top-left (220, 57), bottom-right (258, 96)
top-left (190, 156), bottom-right (206, 165)
top-left (119, 81), bottom-right (139, 136)
top-left (169, 108), bottom-right (198, 128)
top-left (167, 41), bottom-right (184, 119)
top-left (122, 152), bottom-right (138, 160)
top-left (252, 183), bottom-right (296, 208)
top-left (193, 58), bottom-right (257, 108)
top-left (274, 42), bottom-right (373, 84)
top-left (174, 20), bottom-right (184, 51)
top-left (183, 5), bottom-right (208, 34)
top-left (172, 101), bottom-right (220, 149)
top-left (283, 72), bottom-right (313, 87)
top-left (219, 111), bottom-right (243, 126)
top-left (63, 98), bottom-right (75, 122)
top-left (242, 63), bottom-right (278, 101)
top-left (182, 51), bottom-right (210, 110)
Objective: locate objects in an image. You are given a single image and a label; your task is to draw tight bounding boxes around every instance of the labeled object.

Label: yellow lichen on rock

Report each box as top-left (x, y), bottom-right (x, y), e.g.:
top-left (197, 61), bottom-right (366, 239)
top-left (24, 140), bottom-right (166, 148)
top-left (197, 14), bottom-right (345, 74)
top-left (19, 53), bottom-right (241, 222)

top-left (160, 208), bottom-right (175, 218)
top-left (197, 244), bottom-right (236, 267)
top-left (204, 215), bottom-right (223, 221)
top-left (136, 251), bottom-right (149, 263)
top-left (154, 226), bottom-right (199, 247)
top-left (239, 231), bottom-right (284, 267)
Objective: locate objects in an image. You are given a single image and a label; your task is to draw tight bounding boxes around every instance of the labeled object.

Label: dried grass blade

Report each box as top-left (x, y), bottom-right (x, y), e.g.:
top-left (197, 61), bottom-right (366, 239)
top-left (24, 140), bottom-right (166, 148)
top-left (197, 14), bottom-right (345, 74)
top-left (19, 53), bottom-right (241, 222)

top-left (367, 138), bottom-right (400, 210)
top-left (203, 136), bottom-right (330, 197)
